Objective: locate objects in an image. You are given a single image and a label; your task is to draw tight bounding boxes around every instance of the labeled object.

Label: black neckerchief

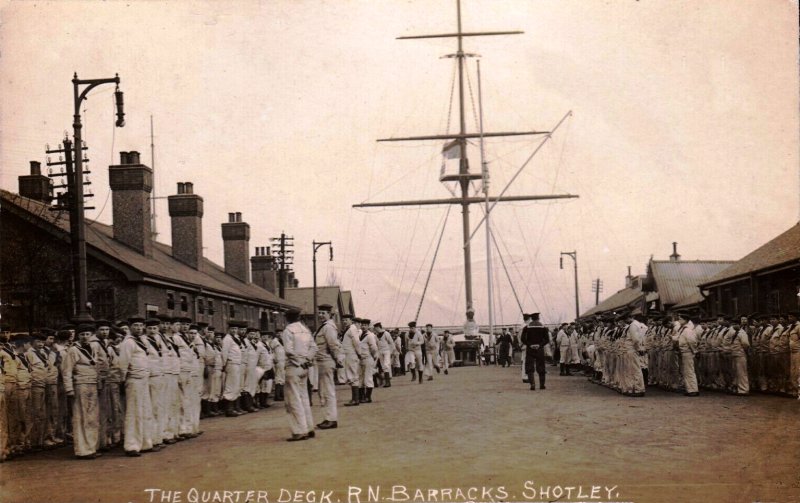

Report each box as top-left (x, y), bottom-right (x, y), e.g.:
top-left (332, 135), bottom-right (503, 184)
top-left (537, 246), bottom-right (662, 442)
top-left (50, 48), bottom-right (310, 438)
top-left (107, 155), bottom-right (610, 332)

top-left (187, 335), bottom-right (200, 357)
top-left (46, 346), bottom-right (62, 366)
top-left (165, 333), bottom-right (181, 357)
top-left (130, 335), bottom-right (148, 353)
top-left (33, 348), bottom-right (49, 366)
top-left (360, 330), bottom-right (368, 341)
top-left (75, 344), bottom-right (95, 366)
top-left (233, 335), bottom-right (245, 348)
top-left (1, 344), bottom-right (16, 359)
top-left (149, 335), bottom-right (163, 356)
top-left (17, 353), bottom-right (31, 371)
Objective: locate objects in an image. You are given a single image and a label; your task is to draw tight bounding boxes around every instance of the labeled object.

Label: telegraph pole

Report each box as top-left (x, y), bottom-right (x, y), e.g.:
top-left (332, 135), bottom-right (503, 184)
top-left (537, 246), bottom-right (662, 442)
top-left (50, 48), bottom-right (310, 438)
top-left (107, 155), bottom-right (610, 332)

top-left (47, 137), bottom-right (91, 320)
top-left (312, 240), bottom-right (333, 331)
top-left (592, 278), bottom-right (603, 306)
top-left (560, 251), bottom-right (579, 320)
top-left (271, 233), bottom-right (294, 299)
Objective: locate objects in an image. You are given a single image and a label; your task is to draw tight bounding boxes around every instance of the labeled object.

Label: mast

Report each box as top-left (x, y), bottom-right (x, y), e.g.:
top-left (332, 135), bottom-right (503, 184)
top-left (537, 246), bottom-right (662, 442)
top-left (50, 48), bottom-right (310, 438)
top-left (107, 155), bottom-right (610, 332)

top-left (455, 0), bottom-right (474, 312)
top-left (354, 0), bottom-right (578, 324)
top-left (477, 59), bottom-right (494, 337)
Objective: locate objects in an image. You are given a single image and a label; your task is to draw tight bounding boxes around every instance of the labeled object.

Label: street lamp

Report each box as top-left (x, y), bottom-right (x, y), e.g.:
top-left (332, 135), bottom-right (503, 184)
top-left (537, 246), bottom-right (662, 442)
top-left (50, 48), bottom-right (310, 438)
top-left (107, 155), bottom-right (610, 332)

top-left (560, 250), bottom-right (579, 320)
top-left (70, 73), bottom-right (125, 323)
top-left (312, 240), bottom-right (333, 331)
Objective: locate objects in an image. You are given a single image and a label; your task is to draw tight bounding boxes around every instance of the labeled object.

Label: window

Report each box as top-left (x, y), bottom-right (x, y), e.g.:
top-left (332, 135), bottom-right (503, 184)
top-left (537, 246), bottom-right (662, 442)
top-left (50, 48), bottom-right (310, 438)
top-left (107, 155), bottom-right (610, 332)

top-left (145, 303), bottom-right (159, 319)
top-left (766, 290), bottom-right (780, 314)
top-left (180, 294), bottom-right (188, 312)
top-left (229, 303), bottom-right (236, 319)
top-left (197, 298), bottom-right (205, 314)
top-left (208, 300), bottom-right (215, 315)
top-left (167, 292), bottom-right (175, 310)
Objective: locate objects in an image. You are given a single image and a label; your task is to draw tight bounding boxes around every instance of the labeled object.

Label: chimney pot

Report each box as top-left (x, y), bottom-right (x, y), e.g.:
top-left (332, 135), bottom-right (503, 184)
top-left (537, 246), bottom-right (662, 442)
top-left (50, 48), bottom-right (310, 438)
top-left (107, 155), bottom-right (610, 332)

top-left (222, 214), bottom-right (251, 283)
top-left (185, 182), bottom-right (193, 194)
top-left (30, 161), bottom-right (41, 175)
top-left (109, 152), bottom-right (153, 255)
top-left (177, 182), bottom-right (185, 194)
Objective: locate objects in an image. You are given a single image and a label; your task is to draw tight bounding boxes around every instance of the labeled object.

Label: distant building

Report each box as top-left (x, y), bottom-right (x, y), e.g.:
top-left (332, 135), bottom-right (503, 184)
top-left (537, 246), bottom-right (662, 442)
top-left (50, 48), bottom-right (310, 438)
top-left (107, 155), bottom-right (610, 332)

top-left (700, 222), bottom-right (800, 317)
top-left (581, 243), bottom-right (734, 319)
top-left (283, 285), bottom-right (355, 331)
top-left (1, 152), bottom-right (299, 332)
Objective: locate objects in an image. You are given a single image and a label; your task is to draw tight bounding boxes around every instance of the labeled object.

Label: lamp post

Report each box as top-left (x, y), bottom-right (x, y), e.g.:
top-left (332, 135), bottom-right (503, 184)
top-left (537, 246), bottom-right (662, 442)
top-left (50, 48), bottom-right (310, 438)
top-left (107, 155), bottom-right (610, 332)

top-left (312, 240), bottom-right (333, 331)
top-left (560, 251), bottom-right (579, 320)
top-left (70, 73), bottom-right (125, 323)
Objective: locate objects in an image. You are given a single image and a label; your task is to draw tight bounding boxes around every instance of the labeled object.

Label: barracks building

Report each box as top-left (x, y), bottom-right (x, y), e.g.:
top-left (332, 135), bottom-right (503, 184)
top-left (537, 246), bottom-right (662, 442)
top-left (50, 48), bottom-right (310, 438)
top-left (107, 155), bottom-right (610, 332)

top-left (1, 152), bottom-right (299, 332)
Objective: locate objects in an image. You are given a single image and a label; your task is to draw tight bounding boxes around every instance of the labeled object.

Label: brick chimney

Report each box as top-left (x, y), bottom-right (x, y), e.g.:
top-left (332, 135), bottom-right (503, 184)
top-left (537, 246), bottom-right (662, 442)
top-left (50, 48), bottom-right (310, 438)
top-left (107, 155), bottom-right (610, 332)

top-left (109, 151), bottom-right (152, 255)
top-left (222, 212), bottom-right (250, 283)
top-left (251, 246), bottom-right (278, 294)
top-left (18, 161), bottom-right (53, 203)
top-left (669, 242), bottom-right (681, 262)
top-left (168, 182), bottom-right (204, 270)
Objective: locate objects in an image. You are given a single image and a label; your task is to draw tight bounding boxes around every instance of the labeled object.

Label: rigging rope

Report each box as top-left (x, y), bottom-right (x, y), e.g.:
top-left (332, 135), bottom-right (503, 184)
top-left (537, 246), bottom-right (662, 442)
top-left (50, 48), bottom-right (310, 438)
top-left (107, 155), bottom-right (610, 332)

top-left (413, 204), bottom-right (452, 323)
top-left (489, 227), bottom-right (524, 315)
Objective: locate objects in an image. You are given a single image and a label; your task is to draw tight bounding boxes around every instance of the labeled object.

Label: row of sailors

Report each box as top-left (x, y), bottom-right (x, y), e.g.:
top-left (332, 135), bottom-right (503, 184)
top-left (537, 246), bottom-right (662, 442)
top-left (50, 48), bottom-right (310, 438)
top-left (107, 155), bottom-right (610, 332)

top-left (0, 315), bottom-right (288, 460)
top-left (549, 311), bottom-right (800, 398)
top-left (0, 306), bottom-right (462, 450)
top-left (276, 307), bottom-right (458, 441)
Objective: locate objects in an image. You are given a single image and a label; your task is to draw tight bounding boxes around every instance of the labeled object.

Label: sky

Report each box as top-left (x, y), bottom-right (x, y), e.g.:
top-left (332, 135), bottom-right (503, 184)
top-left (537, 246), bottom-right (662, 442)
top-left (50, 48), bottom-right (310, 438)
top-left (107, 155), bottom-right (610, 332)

top-left (1, 0), bottom-right (798, 327)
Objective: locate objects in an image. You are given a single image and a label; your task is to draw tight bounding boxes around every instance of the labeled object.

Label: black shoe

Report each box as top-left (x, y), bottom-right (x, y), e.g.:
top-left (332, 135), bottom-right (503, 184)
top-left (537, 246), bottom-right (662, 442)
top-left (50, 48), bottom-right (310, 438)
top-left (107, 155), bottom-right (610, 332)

top-left (344, 400), bottom-right (360, 406)
top-left (318, 421), bottom-right (338, 430)
top-left (530, 385), bottom-right (536, 390)
top-left (286, 434), bottom-right (307, 442)
top-left (125, 450), bottom-right (141, 457)
top-left (307, 431), bottom-right (316, 438)
top-left (76, 452), bottom-right (101, 460)
top-left (684, 392), bottom-right (699, 397)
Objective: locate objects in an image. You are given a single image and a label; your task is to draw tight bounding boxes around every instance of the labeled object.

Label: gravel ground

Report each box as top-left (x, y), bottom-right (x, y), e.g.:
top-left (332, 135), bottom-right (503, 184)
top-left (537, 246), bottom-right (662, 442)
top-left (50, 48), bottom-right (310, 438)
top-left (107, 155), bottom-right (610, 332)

top-left (2, 365), bottom-right (799, 503)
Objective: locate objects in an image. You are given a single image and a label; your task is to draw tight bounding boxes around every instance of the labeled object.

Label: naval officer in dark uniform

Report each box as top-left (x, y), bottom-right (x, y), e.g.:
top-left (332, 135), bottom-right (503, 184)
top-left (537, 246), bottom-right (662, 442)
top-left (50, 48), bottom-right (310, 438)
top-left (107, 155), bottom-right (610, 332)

top-left (521, 313), bottom-right (548, 390)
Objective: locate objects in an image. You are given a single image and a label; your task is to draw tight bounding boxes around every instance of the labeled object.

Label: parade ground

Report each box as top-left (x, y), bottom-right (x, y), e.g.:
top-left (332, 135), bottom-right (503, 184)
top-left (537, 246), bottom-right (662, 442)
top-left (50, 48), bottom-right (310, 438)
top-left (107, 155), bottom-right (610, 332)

top-left (3, 365), bottom-right (799, 503)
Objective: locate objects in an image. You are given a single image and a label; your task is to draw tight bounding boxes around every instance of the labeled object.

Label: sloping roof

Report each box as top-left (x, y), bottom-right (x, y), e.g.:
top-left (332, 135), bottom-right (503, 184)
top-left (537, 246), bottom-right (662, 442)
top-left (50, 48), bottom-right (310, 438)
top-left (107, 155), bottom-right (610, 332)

top-left (581, 286), bottom-right (645, 317)
top-left (701, 222), bottom-right (800, 286)
top-left (649, 260), bottom-right (735, 306)
top-left (1, 190), bottom-right (297, 309)
top-left (284, 286), bottom-right (342, 315)
top-left (672, 289), bottom-right (705, 309)
top-left (340, 290), bottom-right (354, 316)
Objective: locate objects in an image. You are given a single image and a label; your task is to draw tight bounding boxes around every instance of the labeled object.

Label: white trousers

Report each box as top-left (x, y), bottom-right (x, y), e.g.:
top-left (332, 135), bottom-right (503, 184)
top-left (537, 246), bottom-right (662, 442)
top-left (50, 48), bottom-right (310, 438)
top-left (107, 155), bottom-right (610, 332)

top-left (178, 372), bottom-right (193, 435)
top-left (285, 366), bottom-right (313, 435)
top-left (124, 378), bottom-right (153, 453)
top-left (360, 356), bottom-right (376, 388)
top-left (317, 362), bottom-right (337, 422)
top-left (223, 363), bottom-right (241, 401)
top-left (72, 383), bottom-right (99, 457)
top-left (163, 374), bottom-right (180, 441)
top-left (148, 374), bottom-right (165, 445)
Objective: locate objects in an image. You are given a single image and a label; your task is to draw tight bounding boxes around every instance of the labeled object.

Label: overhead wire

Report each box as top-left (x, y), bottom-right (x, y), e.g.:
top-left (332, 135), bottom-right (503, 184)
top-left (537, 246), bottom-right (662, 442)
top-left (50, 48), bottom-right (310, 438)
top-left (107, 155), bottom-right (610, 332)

top-left (87, 93), bottom-right (117, 225)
